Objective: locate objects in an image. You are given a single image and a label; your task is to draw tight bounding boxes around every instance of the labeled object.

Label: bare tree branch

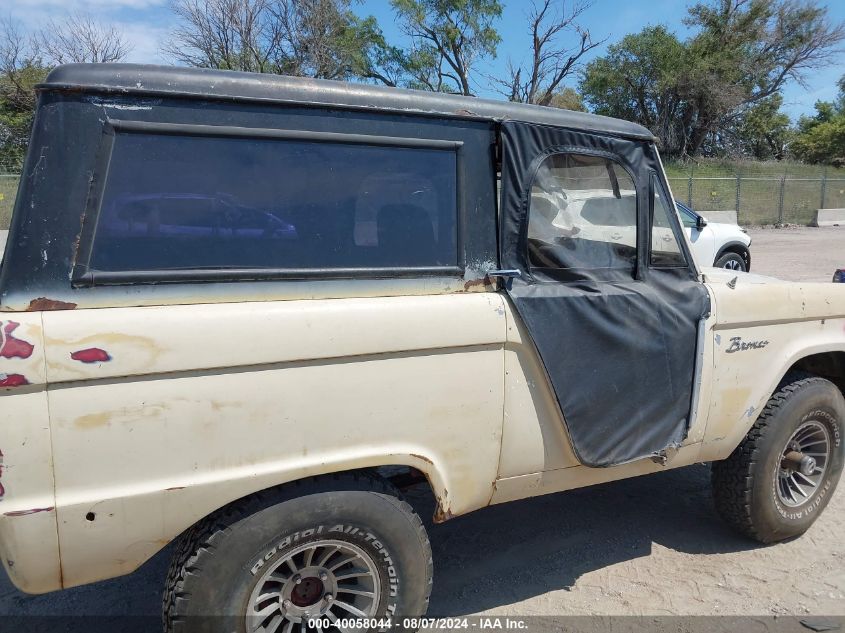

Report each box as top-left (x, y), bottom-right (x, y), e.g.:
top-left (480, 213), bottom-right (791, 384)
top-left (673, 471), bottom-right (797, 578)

top-left (493, 0), bottom-right (603, 105)
top-left (36, 12), bottom-right (132, 64)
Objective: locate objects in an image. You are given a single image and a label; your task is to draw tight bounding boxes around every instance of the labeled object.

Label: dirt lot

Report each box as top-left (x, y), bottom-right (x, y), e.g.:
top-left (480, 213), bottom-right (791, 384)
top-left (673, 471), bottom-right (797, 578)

top-left (0, 227), bottom-right (844, 623)
top-left (746, 226), bottom-right (845, 282)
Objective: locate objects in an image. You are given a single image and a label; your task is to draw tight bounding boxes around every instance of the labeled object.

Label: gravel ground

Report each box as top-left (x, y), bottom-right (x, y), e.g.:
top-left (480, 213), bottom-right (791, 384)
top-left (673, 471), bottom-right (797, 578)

top-left (1, 226), bottom-right (844, 625)
top-left (745, 225), bottom-right (844, 282)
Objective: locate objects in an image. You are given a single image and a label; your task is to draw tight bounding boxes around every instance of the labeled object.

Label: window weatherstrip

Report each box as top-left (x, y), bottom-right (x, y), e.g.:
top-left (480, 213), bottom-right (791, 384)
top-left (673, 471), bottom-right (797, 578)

top-left (74, 266), bottom-right (463, 287)
top-left (649, 171), bottom-right (691, 269)
top-left (108, 120), bottom-right (464, 151)
top-left (73, 122), bottom-right (466, 286)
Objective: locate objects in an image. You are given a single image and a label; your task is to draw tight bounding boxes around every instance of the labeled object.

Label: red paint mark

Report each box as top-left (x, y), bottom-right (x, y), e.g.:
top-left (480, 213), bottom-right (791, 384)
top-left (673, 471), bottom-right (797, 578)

top-left (0, 322), bottom-right (34, 360)
top-left (3, 507), bottom-right (54, 517)
top-left (0, 374), bottom-right (29, 388)
top-left (70, 348), bottom-right (111, 363)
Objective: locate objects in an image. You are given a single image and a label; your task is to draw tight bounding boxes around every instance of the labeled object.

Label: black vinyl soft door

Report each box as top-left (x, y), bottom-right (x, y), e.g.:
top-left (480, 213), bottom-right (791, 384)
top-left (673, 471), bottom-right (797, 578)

top-left (499, 121), bottom-right (710, 467)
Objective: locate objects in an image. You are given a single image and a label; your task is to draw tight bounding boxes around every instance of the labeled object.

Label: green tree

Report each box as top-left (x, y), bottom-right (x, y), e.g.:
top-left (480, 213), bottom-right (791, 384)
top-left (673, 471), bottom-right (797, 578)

top-left (792, 75), bottom-right (845, 165)
top-left (581, 26), bottom-right (687, 148)
top-left (164, 0), bottom-right (399, 82)
top-left (1, 18), bottom-right (48, 166)
top-left (581, 0), bottom-right (845, 158)
top-left (729, 94), bottom-right (792, 159)
top-left (792, 118), bottom-right (845, 165)
top-left (390, 0), bottom-right (502, 95)
top-left (548, 86), bottom-right (585, 111)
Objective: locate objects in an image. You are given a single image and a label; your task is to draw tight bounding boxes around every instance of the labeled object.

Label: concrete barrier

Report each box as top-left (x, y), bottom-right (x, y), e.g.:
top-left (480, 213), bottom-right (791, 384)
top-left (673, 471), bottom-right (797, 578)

top-left (701, 210), bottom-right (738, 225)
top-left (813, 209), bottom-right (845, 227)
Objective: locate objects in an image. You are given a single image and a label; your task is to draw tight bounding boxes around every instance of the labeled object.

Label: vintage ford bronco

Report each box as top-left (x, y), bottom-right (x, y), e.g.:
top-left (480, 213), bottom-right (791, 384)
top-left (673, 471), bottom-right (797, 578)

top-left (0, 64), bottom-right (843, 632)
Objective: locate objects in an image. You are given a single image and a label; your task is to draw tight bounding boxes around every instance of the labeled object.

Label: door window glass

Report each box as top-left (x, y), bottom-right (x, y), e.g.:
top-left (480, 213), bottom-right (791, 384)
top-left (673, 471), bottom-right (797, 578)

top-left (527, 154), bottom-right (636, 274)
top-left (651, 178), bottom-right (687, 267)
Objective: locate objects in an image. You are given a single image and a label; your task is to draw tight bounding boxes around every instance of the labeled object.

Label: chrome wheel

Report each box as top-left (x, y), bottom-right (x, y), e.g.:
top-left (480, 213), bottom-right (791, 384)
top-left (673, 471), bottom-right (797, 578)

top-left (776, 421), bottom-right (831, 507)
top-left (723, 258), bottom-right (742, 270)
top-left (247, 539), bottom-right (381, 633)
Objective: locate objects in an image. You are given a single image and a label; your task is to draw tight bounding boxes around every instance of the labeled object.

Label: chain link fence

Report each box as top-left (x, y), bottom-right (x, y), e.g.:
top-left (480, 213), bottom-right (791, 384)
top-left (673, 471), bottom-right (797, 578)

top-left (3, 160), bottom-right (845, 230)
top-left (667, 175), bottom-right (845, 225)
top-left (666, 163), bottom-right (845, 226)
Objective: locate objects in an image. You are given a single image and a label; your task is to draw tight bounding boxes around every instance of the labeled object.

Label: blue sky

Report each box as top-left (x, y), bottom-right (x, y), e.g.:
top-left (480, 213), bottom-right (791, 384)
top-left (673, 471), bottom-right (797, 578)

top-left (6, 0), bottom-right (844, 121)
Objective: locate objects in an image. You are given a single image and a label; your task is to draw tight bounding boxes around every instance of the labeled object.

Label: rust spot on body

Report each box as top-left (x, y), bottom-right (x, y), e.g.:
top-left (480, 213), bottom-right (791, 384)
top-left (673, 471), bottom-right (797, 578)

top-left (432, 484), bottom-right (453, 523)
top-left (26, 298), bottom-right (77, 311)
top-left (0, 374), bottom-right (29, 388)
top-left (433, 504), bottom-right (455, 524)
top-left (70, 348), bottom-right (111, 363)
top-left (463, 277), bottom-right (492, 291)
top-left (0, 322), bottom-right (34, 359)
top-left (409, 453), bottom-right (433, 466)
top-left (4, 507), bottom-right (54, 517)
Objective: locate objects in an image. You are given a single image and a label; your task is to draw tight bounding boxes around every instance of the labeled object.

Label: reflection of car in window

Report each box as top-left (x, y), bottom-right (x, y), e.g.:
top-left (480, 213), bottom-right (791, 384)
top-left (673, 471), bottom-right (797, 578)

top-left (527, 153), bottom-right (641, 274)
top-left (527, 186), bottom-right (752, 273)
top-left (103, 193), bottom-right (298, 239)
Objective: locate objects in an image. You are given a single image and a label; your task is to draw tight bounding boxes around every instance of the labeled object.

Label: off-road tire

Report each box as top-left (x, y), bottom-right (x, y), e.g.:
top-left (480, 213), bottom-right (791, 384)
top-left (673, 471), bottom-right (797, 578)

top-left (712, 376), bottom-right (844, 543)
top-left (163, 472), bottom-right (432, 632)
top-left (714, 251), bottom-right (746, 272)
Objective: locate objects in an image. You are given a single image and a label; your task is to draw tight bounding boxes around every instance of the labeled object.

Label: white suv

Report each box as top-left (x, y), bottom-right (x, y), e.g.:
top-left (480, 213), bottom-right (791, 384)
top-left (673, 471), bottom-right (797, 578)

top-left (677, 201), bottom-right (752, 272)
top-left (527, 189), bottom-right (752, 273)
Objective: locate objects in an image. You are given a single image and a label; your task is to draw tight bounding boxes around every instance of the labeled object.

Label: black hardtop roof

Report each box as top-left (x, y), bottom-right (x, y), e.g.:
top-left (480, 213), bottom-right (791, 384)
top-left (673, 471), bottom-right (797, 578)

top-left (43, 63), bottom-right (654, 141)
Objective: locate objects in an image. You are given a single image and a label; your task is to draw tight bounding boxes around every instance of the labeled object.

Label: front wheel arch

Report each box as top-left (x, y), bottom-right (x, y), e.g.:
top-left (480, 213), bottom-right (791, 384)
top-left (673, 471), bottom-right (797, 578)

top-left (715, 243), bottom-right (751, 271)
top-left (711, 376), bottom-right (844, 543)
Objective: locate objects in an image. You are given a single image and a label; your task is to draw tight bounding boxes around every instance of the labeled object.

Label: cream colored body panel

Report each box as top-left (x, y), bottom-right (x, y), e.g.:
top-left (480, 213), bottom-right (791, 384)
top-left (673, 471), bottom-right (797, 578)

top-left (498, 298), bottom-right (580, 477)
top-left (698, 269), bottom-right (845, 462)
top-left (491, 444), bottom-right (703, 505)
top-left (0, 315), bottom-right (62, 593)
top-left (2, 268), bottom-right (844, 595)
top-left (42, 293), bottom-right (507, 589)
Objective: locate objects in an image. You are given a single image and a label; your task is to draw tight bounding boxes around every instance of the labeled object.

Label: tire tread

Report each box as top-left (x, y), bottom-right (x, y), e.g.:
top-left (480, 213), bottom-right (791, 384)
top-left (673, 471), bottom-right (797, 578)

top-left (711, 376), bottom-right (828, 542)
top-left (162, 471), bottom-right (432, 632)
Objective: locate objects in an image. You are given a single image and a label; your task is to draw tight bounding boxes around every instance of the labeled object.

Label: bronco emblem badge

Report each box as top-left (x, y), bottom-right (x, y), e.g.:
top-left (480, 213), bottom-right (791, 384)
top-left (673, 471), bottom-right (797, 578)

top-left (726, 336), bottom-right (769, 353)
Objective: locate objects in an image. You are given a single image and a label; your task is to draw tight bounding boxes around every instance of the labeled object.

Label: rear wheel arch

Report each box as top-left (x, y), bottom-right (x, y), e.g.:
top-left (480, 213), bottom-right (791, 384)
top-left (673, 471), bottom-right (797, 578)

top-left (178, 462), bottom-right (445, 538)
top-left (163, 470), bottom-right (434, 630)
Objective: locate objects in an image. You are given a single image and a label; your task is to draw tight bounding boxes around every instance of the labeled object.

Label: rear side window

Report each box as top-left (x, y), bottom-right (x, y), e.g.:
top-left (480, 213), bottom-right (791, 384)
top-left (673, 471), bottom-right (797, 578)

top-left (527, 153), bottom-right (637, 276)
top-left (88, 131), bottom-right (458, 273)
